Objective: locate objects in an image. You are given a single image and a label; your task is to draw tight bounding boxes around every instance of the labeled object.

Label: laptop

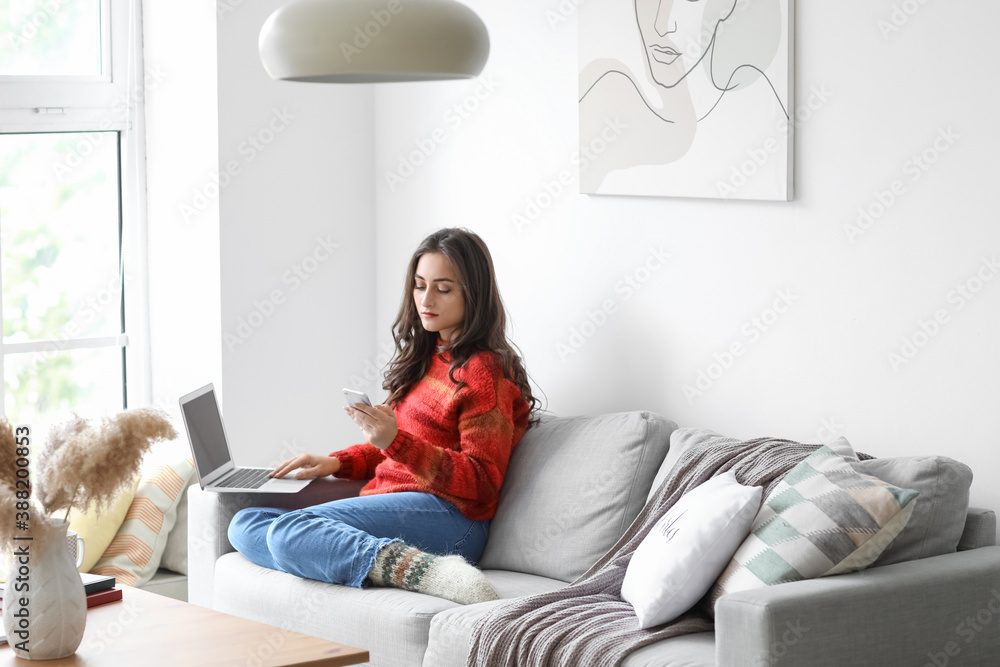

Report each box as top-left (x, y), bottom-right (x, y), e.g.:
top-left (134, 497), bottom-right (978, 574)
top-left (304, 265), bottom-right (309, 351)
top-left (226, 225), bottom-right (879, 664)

top-left (179, 383), bottom-right (311, 493)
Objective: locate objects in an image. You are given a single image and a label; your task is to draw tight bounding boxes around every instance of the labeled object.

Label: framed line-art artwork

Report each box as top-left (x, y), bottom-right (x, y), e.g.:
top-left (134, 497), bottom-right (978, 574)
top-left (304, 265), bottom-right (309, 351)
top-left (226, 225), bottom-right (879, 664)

top-left (579, 0), bottom-right (793, 201)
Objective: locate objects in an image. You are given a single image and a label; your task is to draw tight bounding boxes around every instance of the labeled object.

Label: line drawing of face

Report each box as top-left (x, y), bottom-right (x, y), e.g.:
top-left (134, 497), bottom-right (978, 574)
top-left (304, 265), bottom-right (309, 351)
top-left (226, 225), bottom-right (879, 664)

top-left (634, 0), bottom-right (737, 88)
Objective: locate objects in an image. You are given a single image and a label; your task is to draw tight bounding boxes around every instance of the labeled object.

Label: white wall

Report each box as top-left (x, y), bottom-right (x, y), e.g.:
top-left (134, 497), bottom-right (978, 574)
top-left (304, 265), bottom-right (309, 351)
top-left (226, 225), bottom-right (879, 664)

top-left (373, 0), bottom-right (1000, 512)
top-left (143, 0), bottom-right (222, 423)
top-left (215, 1), bottom-right (377, 467)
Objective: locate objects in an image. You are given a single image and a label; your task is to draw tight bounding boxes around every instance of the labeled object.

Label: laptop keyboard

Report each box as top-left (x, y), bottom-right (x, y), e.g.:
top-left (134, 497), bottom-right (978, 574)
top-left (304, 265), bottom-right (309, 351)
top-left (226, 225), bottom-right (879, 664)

top-left (215, 467), bottom-right (273, 489)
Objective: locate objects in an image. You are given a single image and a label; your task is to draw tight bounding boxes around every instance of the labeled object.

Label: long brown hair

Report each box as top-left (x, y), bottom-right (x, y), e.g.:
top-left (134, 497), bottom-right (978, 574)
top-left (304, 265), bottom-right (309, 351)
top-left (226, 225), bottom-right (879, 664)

top-left (383, 228), bottom-right (540, 425)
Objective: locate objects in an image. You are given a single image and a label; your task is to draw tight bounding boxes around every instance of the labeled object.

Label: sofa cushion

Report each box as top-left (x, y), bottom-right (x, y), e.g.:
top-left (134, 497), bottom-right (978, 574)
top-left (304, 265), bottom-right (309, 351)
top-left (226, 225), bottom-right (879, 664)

top-left (711, 445), bottom-right (918, 607)
top-left (651, 433), bottom-right (974, 569)
top-left (479, 411), bottom-right (675, 583)
top-left (214, 552), bottom-right (455, 667)
top-left (851, 456), bottom-right (972, 566)
top-left (481, 569), bottom-right (570, 599)
top-left (92, 448), bottom-right (195, 586)
top-left (424, 599), bottom-right (501, 667)
top-left (160, 474), bottom-right (196, 575)
top-left (421, 568), bottom-right (570, 667)
top-left (139, 568), bottom-right (188, 601)
top-left (621, 633), bottom-right (716, 667)
top-left (68, 474), bottom-right (139, 572)
top-left (645, 428), bottom-right (715, 505)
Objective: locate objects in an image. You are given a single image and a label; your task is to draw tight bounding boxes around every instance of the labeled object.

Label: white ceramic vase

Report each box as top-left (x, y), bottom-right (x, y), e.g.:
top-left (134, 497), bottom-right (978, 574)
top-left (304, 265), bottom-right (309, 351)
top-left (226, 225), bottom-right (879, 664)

top-left (2, 518), bottom-right (87, 660)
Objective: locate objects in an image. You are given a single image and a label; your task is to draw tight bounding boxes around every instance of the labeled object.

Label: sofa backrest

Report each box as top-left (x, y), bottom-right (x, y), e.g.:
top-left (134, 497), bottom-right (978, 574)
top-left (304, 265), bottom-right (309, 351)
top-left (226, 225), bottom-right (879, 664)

top-left (645, 427), bottom-right (990, 565)
top-left (478, 411), bottom-right (675, 583)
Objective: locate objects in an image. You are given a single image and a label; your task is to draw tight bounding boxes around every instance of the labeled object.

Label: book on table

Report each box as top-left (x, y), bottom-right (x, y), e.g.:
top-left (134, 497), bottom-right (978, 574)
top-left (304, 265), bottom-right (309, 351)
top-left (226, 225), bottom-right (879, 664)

top-left (86, 587), bottom-right (123, 608)
top-left (80, 572), bottom-right (116, 595)
top-left (1, 583), bottom-right (121, 614)
top-left (1, 572), bottom-right (115, 600)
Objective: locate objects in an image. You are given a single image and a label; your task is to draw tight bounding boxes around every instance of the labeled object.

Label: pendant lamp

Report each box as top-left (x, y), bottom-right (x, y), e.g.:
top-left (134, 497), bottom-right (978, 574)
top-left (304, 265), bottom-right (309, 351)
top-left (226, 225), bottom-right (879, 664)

top-left (259, 0), bottom-right (490, 83)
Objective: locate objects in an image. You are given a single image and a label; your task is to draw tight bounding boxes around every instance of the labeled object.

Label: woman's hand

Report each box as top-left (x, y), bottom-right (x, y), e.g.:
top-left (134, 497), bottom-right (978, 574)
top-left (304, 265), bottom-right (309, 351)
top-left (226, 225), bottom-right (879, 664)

top-left (345, 403), bottom-right (399, 450)
top-left (271, 454), bottom-right (341, 480)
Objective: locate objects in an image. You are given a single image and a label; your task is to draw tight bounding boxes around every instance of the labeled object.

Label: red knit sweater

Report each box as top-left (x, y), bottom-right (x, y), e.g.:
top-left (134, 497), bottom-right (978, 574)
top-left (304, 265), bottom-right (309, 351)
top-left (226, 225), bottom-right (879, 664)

top-left (330, 348), bottom-right (531, 521)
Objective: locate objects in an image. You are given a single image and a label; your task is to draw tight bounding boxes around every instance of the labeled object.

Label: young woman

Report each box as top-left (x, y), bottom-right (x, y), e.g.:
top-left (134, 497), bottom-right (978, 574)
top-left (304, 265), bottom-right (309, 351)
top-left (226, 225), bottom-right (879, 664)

top-left (228, 228), bottom-right (538, 604)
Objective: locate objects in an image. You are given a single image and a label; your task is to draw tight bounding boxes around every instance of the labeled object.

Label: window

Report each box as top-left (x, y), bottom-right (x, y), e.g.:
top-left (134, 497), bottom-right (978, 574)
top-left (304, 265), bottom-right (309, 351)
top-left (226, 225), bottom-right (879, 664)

top-left (0, 0), bottom-right (147, 437)
top-left (0, 0), bottom-right (106, 78)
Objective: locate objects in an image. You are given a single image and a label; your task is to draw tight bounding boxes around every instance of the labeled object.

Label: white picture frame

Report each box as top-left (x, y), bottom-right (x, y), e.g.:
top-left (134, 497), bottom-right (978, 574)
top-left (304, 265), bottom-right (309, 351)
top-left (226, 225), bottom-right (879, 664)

top-left (579, 0), bottom-right (794, 201)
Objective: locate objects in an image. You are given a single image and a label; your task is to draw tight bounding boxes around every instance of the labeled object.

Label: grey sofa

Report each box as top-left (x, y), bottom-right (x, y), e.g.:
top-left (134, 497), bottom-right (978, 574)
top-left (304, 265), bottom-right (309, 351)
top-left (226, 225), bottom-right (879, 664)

top-left (187, 412), bottom-right (1000, 666)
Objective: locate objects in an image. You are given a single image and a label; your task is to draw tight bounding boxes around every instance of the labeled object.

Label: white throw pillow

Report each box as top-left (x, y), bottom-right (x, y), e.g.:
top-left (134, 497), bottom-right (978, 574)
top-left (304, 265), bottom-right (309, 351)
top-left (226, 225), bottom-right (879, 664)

top-left (622, 470), bottom-right (762, 629)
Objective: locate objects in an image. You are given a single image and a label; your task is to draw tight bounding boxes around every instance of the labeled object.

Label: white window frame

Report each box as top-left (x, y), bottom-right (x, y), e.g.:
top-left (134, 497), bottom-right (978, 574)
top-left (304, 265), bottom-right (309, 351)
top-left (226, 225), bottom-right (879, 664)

top-left (0, 0), bottom-right (151, 415)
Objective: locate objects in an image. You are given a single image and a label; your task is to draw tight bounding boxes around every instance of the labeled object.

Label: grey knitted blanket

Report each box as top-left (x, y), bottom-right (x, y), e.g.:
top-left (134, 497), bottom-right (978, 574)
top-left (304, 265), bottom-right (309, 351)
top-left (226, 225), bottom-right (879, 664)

top-left (468, 436), bottom-right (841, 667)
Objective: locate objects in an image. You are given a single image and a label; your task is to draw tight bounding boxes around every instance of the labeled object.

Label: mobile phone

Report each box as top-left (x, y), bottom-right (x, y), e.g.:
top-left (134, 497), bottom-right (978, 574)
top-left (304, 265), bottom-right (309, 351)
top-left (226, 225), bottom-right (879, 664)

top-left (343, 388), bottom-right (373, 407)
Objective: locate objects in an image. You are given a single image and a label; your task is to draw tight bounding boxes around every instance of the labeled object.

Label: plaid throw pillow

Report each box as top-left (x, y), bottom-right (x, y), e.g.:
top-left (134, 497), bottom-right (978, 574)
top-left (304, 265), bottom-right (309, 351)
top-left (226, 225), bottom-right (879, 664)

top-left (710, 445), bottom-right (918, 609)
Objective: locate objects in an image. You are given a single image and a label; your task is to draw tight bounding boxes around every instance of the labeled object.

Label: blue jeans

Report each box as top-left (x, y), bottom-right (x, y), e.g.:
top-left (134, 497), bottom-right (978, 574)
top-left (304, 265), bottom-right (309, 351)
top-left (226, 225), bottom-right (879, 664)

top-left (228, 492), bottom-right (490, 588)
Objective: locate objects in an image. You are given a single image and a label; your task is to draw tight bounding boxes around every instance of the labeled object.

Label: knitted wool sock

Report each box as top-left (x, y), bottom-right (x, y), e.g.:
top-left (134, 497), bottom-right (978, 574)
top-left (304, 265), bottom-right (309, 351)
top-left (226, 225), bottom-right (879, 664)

top-left (368, 541), bottom-right (499, 605)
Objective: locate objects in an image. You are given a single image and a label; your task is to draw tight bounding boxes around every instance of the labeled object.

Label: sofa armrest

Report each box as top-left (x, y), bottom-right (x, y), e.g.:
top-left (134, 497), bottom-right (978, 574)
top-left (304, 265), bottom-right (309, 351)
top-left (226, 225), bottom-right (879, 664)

top-left (960, 507), bottom-right (996, 550)
top-left (715, 546), bottom-right (1000, 667)
top-left (186, 478), bottom-right (366, 608)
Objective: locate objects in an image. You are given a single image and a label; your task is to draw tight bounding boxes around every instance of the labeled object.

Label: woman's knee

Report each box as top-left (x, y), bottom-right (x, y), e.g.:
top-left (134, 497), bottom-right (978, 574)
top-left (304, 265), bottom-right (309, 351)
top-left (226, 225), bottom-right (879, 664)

top-left (227, 507), bottom-right (259, 550)
top-left (228, 507), bottom-right (285, 552)
top-left (455, 519), bottom-right (490, 563)
top-left (265, 509), bottom-right (324, 563)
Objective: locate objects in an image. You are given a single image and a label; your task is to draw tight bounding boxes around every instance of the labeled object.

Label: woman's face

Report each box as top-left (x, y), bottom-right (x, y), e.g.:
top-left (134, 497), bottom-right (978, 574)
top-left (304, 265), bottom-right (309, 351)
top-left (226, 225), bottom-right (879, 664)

top-left (413, 252), bottom-right (464, 344)
top-left (635, 0), bottom-right (722, 87)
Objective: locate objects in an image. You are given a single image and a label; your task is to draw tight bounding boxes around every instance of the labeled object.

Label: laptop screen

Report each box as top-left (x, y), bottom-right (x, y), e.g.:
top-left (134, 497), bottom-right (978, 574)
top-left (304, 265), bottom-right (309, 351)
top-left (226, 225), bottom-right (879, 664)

top-left (182, 388), bottom-right (231, 477)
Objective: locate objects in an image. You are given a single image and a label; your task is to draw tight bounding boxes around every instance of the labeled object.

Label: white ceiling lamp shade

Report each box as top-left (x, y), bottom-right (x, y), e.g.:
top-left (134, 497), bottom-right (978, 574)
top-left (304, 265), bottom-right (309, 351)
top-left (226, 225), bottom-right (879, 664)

top-left (259, 0), bottom-right (490, 83)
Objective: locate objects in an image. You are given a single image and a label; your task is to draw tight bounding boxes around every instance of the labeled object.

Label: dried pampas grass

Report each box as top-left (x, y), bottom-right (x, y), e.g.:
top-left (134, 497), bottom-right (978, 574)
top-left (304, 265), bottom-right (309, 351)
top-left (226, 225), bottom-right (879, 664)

top-left (0, 408), bottom-right (178, 558)
top-left (29, 412), bottom-right (88, 512)
top-left (0, 486), bottom-right (47, 558)
top-left (0, 419), bottom-right (19, 493)
top-left (0, 484), bottom-right (19, 548)
top-left (36, 408), bottom-right (177, 518)
top-left (35, 413), bottom-right (88, 474)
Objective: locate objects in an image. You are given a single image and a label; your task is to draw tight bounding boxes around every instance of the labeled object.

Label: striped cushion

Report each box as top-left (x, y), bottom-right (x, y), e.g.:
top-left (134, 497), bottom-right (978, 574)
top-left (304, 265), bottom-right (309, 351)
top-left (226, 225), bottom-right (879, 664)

top-left (68, 475), bottom-right (140, 572)
top-left (91, 454), bottom-right (195, 586)
top-left (711, 445), bottom-right (918, 608)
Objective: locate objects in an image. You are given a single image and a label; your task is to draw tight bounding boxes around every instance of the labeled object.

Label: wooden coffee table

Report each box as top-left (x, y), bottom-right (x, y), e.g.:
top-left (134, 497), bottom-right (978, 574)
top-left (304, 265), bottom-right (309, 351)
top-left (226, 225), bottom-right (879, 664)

top-left (0, 585), bottom-right (368, 666)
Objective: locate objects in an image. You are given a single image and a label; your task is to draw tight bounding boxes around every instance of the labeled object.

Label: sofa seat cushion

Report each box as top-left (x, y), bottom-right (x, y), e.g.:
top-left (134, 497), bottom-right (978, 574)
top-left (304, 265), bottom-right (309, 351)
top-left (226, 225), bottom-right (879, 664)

top-left (424, 594), bottom-right (714, 667)
top-left (423, 570), bottom-right (567, 667)
top-left (479, 411), bottom-right (676, 583)
top-left (139, 567), bottom-right (188, 601)
top-left (484, 568), bottom-right (570, 598)
top-left (213, 552), bottom-right (455, 667)
top-left (621, 632), bottom-right (716, 667)
top-left (424, 599), bottom-right (500, 667)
